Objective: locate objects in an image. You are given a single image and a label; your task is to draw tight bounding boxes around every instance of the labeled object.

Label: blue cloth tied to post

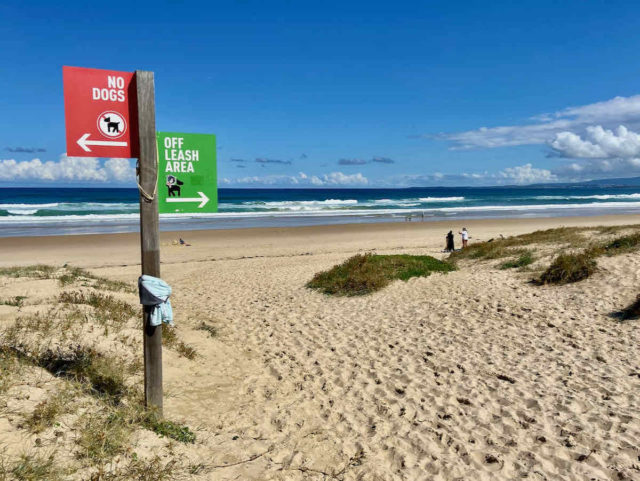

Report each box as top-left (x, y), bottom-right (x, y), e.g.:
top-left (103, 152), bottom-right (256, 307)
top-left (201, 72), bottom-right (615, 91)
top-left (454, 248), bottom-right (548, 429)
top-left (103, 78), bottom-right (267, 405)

top-left (138, 275), bottom-right (174, 327)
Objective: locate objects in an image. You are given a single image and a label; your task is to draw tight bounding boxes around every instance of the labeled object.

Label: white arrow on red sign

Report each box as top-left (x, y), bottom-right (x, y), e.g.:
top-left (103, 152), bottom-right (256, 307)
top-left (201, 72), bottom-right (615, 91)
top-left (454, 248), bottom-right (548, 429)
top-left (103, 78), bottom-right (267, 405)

top-left (166, 192), bottom-right (210, 208)
top-left (76, 133), bottom-right (128, 152)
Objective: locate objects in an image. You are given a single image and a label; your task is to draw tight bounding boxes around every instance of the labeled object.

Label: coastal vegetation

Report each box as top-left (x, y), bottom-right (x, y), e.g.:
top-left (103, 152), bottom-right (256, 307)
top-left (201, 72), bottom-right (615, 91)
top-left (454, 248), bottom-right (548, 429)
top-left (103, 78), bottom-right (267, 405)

top-left (1, 225), bottom-right (638, 479)
top-left (537, 251), bottom-right (598, 285)
top-left (499, 251), bottom-right (535, 270)
top-left (448, 224), bottom-right (640, 285)
top-left (0, 265), bottom-right (197, 479)
top-left (307, 253), bottom-right (455, 296)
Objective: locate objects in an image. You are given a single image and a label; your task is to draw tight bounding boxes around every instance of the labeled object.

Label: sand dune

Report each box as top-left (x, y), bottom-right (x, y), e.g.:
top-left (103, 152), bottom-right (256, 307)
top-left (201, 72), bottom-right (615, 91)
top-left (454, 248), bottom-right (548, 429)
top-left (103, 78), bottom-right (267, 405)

top-left (1, 216), bottom-right (639, 480)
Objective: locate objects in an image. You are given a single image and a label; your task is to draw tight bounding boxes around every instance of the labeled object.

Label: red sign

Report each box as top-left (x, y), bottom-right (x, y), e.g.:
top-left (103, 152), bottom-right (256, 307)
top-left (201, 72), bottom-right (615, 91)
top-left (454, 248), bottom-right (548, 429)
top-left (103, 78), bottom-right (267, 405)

top-left (63, 66), bottom-right (139, 158)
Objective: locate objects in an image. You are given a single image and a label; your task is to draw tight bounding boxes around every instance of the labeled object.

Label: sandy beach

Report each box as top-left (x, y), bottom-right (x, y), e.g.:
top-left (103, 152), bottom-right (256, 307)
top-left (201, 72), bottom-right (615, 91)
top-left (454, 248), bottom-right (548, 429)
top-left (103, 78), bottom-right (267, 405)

top-left (1, 215), bottom-right (639, 480)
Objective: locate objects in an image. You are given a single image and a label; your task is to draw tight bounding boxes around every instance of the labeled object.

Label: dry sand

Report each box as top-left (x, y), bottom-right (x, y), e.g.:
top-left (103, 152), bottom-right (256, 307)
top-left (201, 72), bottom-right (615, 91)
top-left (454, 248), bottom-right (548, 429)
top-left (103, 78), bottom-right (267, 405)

top-left (1, 215), bottom-right (639, 480)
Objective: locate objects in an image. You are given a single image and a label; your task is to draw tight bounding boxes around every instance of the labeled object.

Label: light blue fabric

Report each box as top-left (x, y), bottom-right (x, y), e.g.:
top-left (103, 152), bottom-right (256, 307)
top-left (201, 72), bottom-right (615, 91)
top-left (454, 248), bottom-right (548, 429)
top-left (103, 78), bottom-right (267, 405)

top-left (138, 275), bottom-right (174, 327)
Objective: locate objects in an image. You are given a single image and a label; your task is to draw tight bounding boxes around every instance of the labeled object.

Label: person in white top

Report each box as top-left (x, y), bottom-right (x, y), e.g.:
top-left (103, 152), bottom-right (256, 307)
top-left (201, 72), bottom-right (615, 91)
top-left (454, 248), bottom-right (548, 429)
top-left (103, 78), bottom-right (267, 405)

top-left (459, 227), bottom-right (469, 248)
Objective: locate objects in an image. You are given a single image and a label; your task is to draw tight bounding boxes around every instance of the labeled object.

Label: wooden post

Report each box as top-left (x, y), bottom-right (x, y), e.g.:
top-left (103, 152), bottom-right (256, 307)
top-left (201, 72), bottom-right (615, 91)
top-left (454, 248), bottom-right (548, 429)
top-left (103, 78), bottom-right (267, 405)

top-left (136, 70), bottom-right (163, 415)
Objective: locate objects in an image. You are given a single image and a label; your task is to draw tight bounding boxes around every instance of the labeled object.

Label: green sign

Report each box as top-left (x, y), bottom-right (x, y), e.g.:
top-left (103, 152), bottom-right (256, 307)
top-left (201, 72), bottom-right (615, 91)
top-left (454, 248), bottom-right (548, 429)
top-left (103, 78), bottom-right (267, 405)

top-left (156, 132), bottom-right (217, 214)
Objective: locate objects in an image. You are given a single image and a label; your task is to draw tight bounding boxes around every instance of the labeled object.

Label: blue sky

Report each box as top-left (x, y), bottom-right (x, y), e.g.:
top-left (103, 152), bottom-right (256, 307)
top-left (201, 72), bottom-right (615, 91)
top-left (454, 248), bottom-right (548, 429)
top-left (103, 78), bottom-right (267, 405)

top-left (3, 0), bottom-right (640, 187)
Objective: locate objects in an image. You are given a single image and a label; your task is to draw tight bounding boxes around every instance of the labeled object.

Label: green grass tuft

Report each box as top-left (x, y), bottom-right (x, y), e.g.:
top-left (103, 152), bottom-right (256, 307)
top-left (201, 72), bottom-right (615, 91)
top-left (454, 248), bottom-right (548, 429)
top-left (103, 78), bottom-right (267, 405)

top-left (0, 348), bottom-right (23, 395)
top-left (0, 264), bottom-right (133, 293)
top-left (59, 291), bottom-right (136, 326)
top-left (602, 232), bottom-right (640, 256)
top-left (307, 253), bottom-right (455, 296)
top-left (25, 391), bottom-right (71, 433)
top-left (499, 251), bottom-right (535, 270)
top-left (0, 296), bottom-right (26, 307)
top-left (36, 346), bottom-right (129, 402)
top-left (161, 325), bottom-right (197, 360)
top-left (76, 410), bottom-right (132, 461)
top-left (196, 322), bottom-right (218, 338)
top-left (58, 266), bottom-right (134, 293)
top-left (146, 418), bottom-right (196, 444)
top-left (89, 455), bottom-right (176, 480)
top-left (0, 265), bottom-right (56, 280)
top-left (538, 251), bottom-right (598, 285)
top-left (5, 453), bottom-right (63, 481)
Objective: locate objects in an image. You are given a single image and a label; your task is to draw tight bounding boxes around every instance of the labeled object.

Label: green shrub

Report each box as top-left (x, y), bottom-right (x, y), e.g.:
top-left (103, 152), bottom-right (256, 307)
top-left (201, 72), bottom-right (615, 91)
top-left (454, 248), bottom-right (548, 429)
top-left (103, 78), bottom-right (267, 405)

top-left (146, 418), bottom-right (196, 444)
top-left (538, 251), bottom-right (598, 285)
top-left (602, 232), bottom-right (640, 255)
top-left (307, 254), bottom-right (455, 296)
top-left (499, 251), bottom-right (535, 270)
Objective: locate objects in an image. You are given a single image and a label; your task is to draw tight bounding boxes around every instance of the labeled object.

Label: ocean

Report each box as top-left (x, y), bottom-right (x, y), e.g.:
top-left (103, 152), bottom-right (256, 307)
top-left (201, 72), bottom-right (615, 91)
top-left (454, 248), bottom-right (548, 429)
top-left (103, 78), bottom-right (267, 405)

top-left (1, 186), bottom-right (640, 237)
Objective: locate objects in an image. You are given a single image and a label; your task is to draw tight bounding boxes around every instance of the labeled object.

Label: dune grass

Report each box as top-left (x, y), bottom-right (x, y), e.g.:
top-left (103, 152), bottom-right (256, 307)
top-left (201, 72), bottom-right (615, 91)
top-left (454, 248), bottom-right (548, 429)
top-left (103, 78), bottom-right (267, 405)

top-left (499, 251), bottom-right (535, 270)
top-left (537, 251), bottom-right (598, 285)
top-left (0, 264), bottom-right (134, 293)
top-left (536, 230), bottom-right (640, 285)
top-left (59, 267), bottom-right (134, 293)
top-left (2, 453), bottom-right (64, 481)
top-left (25, 390), bottom-right (72, 433)
top-left (36, 346), bottom-right (130, 403)
top-left (162, 324), bottom-right (197, 360)
top-left (446, 226), bottom-right (640, 285)
top-left (0, 296), bottom-right (26, 307)
top-left (307, 253), bottom-right (455, 296)
top-left (58, 291), bottom-right (137, 326)
top-left (196, 322), bottom-right (218, 338)
top-left (0, 265), bottom-right (57, 280)
top-left (448, 227), bottom-right (590, 264)
top-left (602, 232), bottom-right (640, 256)
top-left (89, 455), bottom-right (177, 481)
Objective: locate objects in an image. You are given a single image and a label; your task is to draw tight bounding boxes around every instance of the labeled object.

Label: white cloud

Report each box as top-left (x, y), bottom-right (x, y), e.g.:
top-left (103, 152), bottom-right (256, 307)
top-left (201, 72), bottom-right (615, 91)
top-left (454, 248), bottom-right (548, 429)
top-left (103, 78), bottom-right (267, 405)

top-left (498, 163), bottom-right (556, 184)
top-left (320, 171), bottom-right (368, 185)
top-left (0, 154), bottom-right (136, 183)
top-left (554, 157), bottom-right (640, 180)
top-left (103, 158), bottom-right (136, 182)
top-left (382, 163), bottom-right (556, 187)
top-left (224, 171), bottom-right (368, 187)
top-left (438, 95), bottom-right (640, 150)
top-left (550, 125), bottom-right (640, 159)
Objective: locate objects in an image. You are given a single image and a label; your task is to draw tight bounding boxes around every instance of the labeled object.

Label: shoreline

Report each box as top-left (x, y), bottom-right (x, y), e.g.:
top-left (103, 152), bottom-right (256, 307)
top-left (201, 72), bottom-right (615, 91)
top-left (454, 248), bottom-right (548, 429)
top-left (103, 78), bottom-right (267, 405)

top-left (1, 213), bottom-right (638, 268)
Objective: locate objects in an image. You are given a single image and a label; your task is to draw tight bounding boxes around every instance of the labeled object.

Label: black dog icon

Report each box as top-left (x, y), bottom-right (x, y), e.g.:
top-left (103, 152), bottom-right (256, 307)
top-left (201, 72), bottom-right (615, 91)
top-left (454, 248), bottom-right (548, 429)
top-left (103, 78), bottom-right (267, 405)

top-left (102, 116), bottom-right (121, 134)
top-left (166, 175), bottom-right (183, 197)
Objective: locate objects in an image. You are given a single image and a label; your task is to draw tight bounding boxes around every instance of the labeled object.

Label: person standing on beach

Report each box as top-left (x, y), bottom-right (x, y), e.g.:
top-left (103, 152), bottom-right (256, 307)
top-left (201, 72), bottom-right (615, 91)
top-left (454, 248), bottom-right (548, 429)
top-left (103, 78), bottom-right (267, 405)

top-left (459, 227), bottom-right (469, 248)
top-left (445, 230), bottom-right (455, 252)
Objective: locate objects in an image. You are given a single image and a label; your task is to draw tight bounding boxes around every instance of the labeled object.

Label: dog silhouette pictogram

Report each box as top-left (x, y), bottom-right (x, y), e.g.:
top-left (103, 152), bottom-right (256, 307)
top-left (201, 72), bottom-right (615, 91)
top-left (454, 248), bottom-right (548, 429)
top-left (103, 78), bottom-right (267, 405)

top-left (166, 176), bottom-right (184, 197)
top-left (102, 116), bottom-right (121, 134)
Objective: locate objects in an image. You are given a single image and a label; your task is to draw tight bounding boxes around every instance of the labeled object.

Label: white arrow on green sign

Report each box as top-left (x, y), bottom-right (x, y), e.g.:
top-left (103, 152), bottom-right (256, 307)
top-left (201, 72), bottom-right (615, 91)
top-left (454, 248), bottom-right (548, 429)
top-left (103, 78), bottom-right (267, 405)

top-left (166, 191), bottom-right (210, 208)
top-left (156, 132), bottom-right (217, 214)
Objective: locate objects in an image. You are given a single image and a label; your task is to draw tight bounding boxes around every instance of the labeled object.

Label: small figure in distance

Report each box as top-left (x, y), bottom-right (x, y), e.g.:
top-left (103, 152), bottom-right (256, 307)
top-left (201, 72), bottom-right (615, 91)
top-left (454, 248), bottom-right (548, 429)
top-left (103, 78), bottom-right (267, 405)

top-left (459, 227), bottom-right (469, 248)
top-left (445, 230), bottom-right (455, 252)
top-left (179, 238), bottom-right (191, 247)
